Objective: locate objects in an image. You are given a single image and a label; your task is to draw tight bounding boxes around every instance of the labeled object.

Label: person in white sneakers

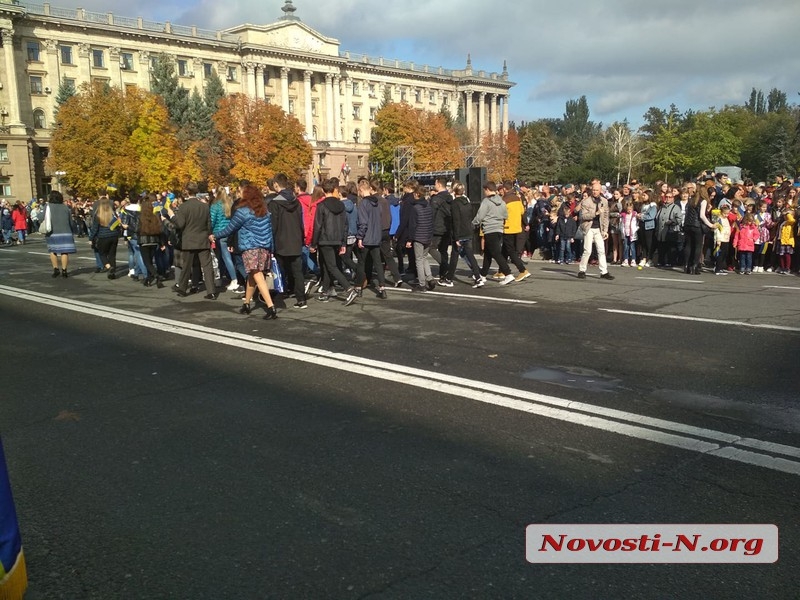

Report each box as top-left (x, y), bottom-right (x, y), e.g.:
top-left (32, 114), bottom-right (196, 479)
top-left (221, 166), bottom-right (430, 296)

top-left (474, 182), bottom-right (514, 286)
top-left (577, 181), bottom-right (614, 281)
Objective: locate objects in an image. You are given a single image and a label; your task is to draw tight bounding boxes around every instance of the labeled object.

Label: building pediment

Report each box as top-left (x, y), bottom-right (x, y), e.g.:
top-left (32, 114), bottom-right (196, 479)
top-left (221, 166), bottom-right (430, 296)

top-left (224, 21), bottom-right (339, 57)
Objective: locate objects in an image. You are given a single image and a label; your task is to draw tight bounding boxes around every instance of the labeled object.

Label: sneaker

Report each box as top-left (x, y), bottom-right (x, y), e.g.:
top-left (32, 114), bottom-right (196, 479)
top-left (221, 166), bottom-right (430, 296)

top-left (128, 268), bottom-right (135, 277)
top-left (715, 271), bottom-right (728, 276)
top-left (472, 278), bottom-right (485, 288)
top-left (303, 280), bottom-right (314, 296)
top-left (491, 272), bottom-right (505, 280)
top-left (727, 266), bottom-right (734, 272)
top-left (515, 271), bottom-right (531, 282)
top-left (437, 278), bottom-right (454, 287)
top-left (765, 267), bottom-right (772, 272)
top-left (293, 301), bottom-right (308, 309)
top-left (600, 272), bottom-right (615, 280)
top-left (500, 274), bottom-right (515, 285)
top-left (646, 261), bottom-right (653, 268)
top-left (620, 261), bottom-right (628, 267)
top-left (426, 279), bottom-right (437, 291)
top-left (412, 285), bottom-right (428, 293)
top-left (638, 259), bottom-right (646, 267)
top-left (377, 288), bottom-right (387, 300)
top-left (316, 293), bottom-right (330, 302)
top-left (577, 271), bottom-right (586, 279)
top-left (226, 280), bottom-right (239, 292)
top-left (344, 287), bottom-right (358, 306)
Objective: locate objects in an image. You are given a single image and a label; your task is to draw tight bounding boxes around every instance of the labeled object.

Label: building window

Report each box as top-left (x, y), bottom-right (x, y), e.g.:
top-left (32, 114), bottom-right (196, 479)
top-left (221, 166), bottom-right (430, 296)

top-left (177, 59), bottom-right (189, 77)
top-left (339, 104), bottom-right (344, 119)
top-left (30, 76), bottom-right (43, 95)
top-left (0, 179), bottom-right (11, 197)
top-left (429, 90), bottom-right (436, 104)
top-left (59, 45), bottom-right (73, 65)
top-left (92, 49), bottom-right (104, 68)
top-left (288, 99), bottom-right (295, 114)
top-left (442, 95), bottom-right (449, 108)
top-left (120, 52), bottom-right (134, 71)
top-left (263, 69), bottom-right (270, 86)
top-left (311, 100), bottom-right (318, 117)
top-left (265, 96), bottom-right (273, 105)
top-left (312, 125), bottom-right (318, 139)
top-left (400, 89), bottom-right (407, 102)
top-left (353, 128), bottom-right (361, 143)
top-left (226, 66), bottom-right (237, 82)
top-left (369, 107), bottom-right (377, 121)
top-left (150, 56), bottom-right (158, 71)
top-left (415, 89), bottom-right (422, 103)
top-left (0, 145), bottom-right (8, 162)
top-left (33, 109), bottom-right (46, 129)
top-left (357, 156), bottom-right (364, 167)
top-left (368, 83), bottom-right (376, 98)
top-left (352, 81), bottom-right (360, 96)
top-left (203, 62), bottom-right (213, 79)
top-left (352, 105), bottom-right (361, 120)
top-left (27, 41), bottom-right (40, 62)
top-left (63, 77), bottom-right (76, 89)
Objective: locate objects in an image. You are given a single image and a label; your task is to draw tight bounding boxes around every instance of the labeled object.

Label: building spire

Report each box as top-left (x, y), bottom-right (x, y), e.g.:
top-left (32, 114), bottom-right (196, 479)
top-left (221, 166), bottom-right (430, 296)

top-left (280, 0), bottom-right (300, 21)
top-left (466, 53), bottom-right (472, 68)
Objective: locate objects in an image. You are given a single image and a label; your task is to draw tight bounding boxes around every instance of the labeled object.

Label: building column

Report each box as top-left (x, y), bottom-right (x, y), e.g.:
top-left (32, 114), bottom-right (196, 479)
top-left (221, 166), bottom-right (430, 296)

top-left (43, 38), bottom-right (59, 96)
top-left (303, 70), bottom-right (313, 139)
top-left (254, 65), bottom-right (263, 99)
top-left (0, 30), bottom-right (23, 129)
top-left (478, 92), bottom-right (486, 138)
top-left (333, 75), bottom-right (341, 141)
top-left (325, 73), bottom-right (334, 141)
top-left (490, 93), bottom-right (499, 135)
top-left (464, 89), bottom-right (473, 135)
top-left (502, 94), bottom-right (509, 135)
top-left (280, 67), bottom-right (290, 113)
top-left (243, 63), bottom-right (255, 98)
top-left (343, 76), bottom-right (352, 142)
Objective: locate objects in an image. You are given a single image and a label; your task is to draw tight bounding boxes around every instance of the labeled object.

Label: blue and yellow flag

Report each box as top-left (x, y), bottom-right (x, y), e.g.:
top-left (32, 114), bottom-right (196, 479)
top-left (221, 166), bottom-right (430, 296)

top-left (109, 214), bottom-right (121, 231)
top-left (106, 183), bottom-right (118, 193)
top-left (0, 438), bottom-right (27, 600)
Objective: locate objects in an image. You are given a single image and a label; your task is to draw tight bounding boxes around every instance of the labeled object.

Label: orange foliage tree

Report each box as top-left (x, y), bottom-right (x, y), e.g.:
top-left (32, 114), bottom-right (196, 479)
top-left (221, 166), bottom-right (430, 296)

top-left (213, 94), bottom-right (313, 183)
top-left (479, 129), bottom-right (520, 182)
top-left (370, 102), bottom-right (463, 173)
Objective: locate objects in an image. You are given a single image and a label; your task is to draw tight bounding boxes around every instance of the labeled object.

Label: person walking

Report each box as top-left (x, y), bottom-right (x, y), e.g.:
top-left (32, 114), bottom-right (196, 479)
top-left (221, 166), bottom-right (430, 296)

top-left (355, 178), bottom-right (388, 299)
top-left (473, 182), bottom-right (514, 285)
top-left (444, 182), bottom-right (483, 287)
top-left (167, 182), bottom-right (218, 299)
top-left (577, 181), bottom-right (614, 280)
top-left (89, 198), bottom-right (121, 279)
top-left (269, 173), bottom-right (307, 308)
top-left (44, 191), bottom-right (77, 278)
top-left (138, 194), bottom-right (166, 288)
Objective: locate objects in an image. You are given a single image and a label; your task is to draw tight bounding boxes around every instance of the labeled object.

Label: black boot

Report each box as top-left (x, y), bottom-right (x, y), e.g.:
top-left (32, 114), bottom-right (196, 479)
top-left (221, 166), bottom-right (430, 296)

top-left (156, 276), bottom-right (165, 289)
top-left (61, 269), bottom-right (68, 278)
top-left (52, 268), bottom-right (60, 278)
top-left (144, 276), bottom-right (154, 287)
top-left (263, 306), bottom-right (278, 320)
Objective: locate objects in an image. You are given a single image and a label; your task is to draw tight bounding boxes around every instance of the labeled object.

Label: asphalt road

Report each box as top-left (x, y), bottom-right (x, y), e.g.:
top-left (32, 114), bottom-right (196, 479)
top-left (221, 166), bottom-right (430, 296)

top-left (1, 236), bottom-right (799, 599)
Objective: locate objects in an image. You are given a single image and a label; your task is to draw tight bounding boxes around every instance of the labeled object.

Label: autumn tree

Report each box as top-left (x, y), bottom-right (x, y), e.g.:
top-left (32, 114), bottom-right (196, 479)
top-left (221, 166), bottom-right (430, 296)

top-left (479, 130), bottom-right (519, 182)
top-left (129, 92), bottom-right (182, 190)
top-left (213, 94), bottom-right (312, 183)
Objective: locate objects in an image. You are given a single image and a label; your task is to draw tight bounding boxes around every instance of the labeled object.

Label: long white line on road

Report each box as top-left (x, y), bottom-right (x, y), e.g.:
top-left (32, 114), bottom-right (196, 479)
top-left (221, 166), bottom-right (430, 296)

top-left (635, 277), bottom-right (704, 284)
top-left (2, 284), bottom-right (799, 476)
top-left (763, 286), bottom-right (800, 291)
top-left (387, 286), bottom-right (538, 305)
top-left (27, 251), bottom-right (95, 261)
top-left (599, 308), bottom-right (800, 333)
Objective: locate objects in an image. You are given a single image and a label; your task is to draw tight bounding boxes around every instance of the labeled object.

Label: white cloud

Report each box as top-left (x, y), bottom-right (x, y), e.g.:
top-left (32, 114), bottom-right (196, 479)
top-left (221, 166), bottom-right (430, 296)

top-left (64, 0), bottom-right (800, 123)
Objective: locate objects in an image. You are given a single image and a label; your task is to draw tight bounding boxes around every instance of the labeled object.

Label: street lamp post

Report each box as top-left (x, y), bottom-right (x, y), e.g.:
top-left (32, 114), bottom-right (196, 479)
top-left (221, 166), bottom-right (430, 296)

top-left (54, 170), bottom-right (66, 193)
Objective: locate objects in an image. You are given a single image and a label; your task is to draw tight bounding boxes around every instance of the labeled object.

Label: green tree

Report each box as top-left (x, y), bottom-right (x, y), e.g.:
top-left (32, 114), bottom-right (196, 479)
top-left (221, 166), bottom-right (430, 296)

top-left (379, 85), bottom-right (393, 110)
top-left (767, 88), bottom-right (788, 113)
top-left (649, 113), bottom-right (687, 182)
top-left (149, 53), bottom-right (189, 127)
top-left (680, 110), bottom-right (741, 174)
top-left (517, 124), bottom-right (562, 183)
top-left (746, 88), bottom-right (766, 115)
top-left (53, 76), bottom-right (76, 120)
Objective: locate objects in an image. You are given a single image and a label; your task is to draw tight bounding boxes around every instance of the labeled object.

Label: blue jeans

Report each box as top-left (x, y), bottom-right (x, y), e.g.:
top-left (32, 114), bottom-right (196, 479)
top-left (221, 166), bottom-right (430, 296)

top-left (217, 237), bottom-right (237, 281)
top-left (558, 239), bottom-right (573, 263)
top-left (301, 245), bottom-right (319, 277)
top-left (155, 245), bottom-right (172, 276)
top-left (739, 251), bottom-right (753, 272)
top-left (623, 236), bottom-right (637, 264)
top-left (127, 238), bottom-right (147, 276)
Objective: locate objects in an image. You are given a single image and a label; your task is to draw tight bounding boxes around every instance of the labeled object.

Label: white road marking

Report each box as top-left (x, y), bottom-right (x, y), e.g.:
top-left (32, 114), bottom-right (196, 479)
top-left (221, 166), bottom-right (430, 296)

top-left (388, 286), bottom-right (537, 305)
top-left (599, 308), bottom-right (800, 333)
top-left (763, 286), bottom-right (800, 291)
top-left (27, 251), bottom-right (95, 261)
top-left (1, 284), bottom-right (799, 476)
top-left (635, 277), bottom-right (704, 284)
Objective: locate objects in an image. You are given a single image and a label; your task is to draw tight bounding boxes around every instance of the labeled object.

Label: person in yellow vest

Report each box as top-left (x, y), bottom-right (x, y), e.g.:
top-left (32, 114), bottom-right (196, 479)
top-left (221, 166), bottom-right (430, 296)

top-left (500, 182), bottom-right (531, 282)
top-left (0, 437), bottom-right (27, 600)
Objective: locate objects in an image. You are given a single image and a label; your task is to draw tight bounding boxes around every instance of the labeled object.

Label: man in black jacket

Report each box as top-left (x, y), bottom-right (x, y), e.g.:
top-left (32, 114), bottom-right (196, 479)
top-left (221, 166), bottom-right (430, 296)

top-left (444, 182), bottom-right (483, 286)
top-left (429, 177), bottom-right (454, 285)
top-left (168, 182), bottom-right (218, 300)
top-left (311, 178), bottom-right (358, 306)
top-left (269, 173), bottom-right (307, 309)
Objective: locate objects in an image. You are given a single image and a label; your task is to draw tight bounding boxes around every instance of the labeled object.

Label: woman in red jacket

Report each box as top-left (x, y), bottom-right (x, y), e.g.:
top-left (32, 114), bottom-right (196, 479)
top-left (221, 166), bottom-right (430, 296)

top-left (11, 202), bottom-right (28, 245)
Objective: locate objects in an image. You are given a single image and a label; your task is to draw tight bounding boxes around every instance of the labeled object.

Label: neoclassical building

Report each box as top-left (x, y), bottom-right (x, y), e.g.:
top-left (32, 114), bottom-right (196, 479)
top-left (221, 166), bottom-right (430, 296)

top-left (0, 0), bottom-right (513, 199)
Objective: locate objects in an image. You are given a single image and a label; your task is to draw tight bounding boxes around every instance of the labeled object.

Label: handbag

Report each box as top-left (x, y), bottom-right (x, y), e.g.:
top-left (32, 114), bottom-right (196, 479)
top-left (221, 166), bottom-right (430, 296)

top-left (39, 205), bottom-right (51, 234)
top-left (269, 255), bottom-right (285, 293)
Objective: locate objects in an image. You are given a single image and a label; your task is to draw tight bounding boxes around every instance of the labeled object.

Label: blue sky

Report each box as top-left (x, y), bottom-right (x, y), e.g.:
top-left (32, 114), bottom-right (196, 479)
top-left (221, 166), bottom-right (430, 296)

top-left (75, 0), bottom-right (800, 129)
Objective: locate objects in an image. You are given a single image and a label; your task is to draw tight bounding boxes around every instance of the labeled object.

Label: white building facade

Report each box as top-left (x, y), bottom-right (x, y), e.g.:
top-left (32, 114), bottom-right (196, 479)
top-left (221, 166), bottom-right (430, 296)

top-left (0, 0), bottom-right (513, 199)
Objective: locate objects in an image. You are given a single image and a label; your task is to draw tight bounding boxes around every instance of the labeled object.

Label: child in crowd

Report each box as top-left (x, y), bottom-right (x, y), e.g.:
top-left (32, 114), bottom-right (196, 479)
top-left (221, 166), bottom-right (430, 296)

top-left (776, 212), bottom-right (796, 274)
top-left (554, 202), bottom-right (577, 264)
top-left (713, 205), bottom-right (732, 275)
top-left (619, 200), bottom-right (638, 267)
top-left (733, 213), bottom-right (758, 274)
top-left (753, 201), bottom-right (772, 273)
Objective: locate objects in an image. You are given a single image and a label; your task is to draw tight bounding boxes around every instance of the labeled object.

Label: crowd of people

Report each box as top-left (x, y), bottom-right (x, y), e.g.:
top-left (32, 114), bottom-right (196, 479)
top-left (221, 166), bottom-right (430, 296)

top-left (5, 170), bottom-right (800, 316)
